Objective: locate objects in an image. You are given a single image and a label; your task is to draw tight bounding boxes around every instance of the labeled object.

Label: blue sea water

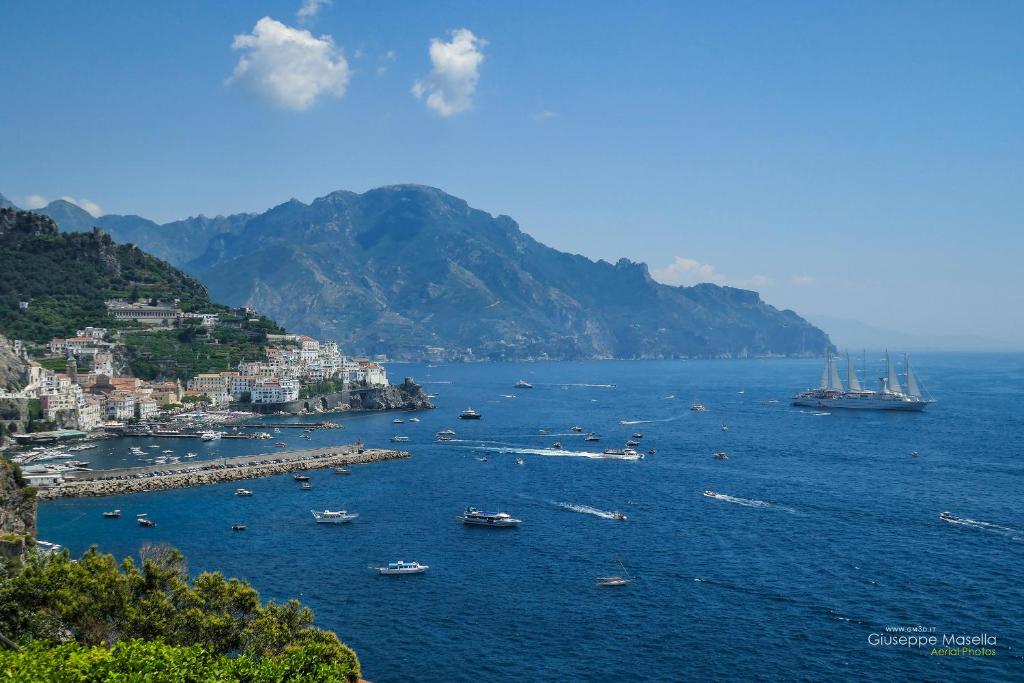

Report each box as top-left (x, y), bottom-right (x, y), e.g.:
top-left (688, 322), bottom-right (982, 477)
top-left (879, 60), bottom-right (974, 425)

top-left (37, 356), bottom-right (1024, 682)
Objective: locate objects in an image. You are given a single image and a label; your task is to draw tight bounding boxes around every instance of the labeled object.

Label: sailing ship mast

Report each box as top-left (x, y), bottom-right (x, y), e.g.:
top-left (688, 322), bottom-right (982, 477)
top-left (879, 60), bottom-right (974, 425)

top-left (905, 354), bottom-right (921, 398)
top-left (885, 350), bottom-right (902, 394)
top-left (846, 352), bottom-right (862, 391)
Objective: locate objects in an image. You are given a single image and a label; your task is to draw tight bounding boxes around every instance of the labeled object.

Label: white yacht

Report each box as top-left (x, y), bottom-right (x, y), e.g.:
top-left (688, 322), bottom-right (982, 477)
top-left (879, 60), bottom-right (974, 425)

top-left (459, 408), bottom-right (482, 420)
top-left (235, 488), bottom-right (253, 496)
top-left (390, 435), bottom-right (410, 443)
top-left (514, 379), bottom-right (533, 389)
top-left (691, 401), bottom-right (707, 412)
top-left (200, 431), bottom-right (223, 441)
top-left (377, 560), bottom-right (428, 575)
top-left (459, 506), bottom-right (521, 527)
top-left (311, 509), bottom-right (358, 524)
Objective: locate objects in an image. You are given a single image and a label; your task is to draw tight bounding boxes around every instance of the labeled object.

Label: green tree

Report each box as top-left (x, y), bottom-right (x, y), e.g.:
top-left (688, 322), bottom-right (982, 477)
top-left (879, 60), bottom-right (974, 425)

top-left (0, 546), bottom-right (359, 681)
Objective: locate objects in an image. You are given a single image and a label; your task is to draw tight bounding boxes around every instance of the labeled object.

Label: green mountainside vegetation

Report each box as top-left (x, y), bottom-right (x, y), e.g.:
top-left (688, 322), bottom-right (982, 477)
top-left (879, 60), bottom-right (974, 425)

top-left (0, 208), bottom-right (283, 380)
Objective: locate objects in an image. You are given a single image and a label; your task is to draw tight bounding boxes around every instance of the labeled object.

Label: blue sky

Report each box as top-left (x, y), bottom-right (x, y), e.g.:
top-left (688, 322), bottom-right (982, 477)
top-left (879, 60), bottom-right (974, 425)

top-left (1, 1), bottom-right (1022, 344)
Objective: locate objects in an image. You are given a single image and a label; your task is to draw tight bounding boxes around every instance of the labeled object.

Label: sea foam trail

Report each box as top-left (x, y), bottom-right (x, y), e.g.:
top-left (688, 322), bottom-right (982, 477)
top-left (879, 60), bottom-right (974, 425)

top-left (942, 515), bottom-right (1020, 537)
top-left (704, 492), bottom-right (771, 508)
top-left (553, 501), bottom-right (623, 520)
top-left (466, 445), bottom-right (643, 461)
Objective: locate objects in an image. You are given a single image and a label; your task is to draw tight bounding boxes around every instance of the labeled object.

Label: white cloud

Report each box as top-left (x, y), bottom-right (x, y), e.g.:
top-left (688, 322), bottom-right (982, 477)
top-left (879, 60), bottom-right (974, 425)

top-left (533, 110), bottom-right (558, 121)
top-left (22, 194), bottom-right (102, 215)
top-left (651, 256), bottom-right (774, 290)
top-left (296, 0), bottom-right (331, 23)
top-left (651, 257), bottom-right (726, 286)
top-left (376, 49), bottom-right (397, 76)
top-left (23, 194), bottom-right (48, 209)
top-left (412, 28), bottom-right (486, 116)
top-left (228, 17), bottom-right (351, 111)
top-left (791, 275), bottom-right (814, 286)
top-left (60, 196), bottom-right (103, 216)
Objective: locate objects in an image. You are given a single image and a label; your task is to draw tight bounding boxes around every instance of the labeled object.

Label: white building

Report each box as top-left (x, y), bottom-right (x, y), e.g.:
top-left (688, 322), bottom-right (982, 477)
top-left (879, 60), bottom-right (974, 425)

top-left (252, 378), bottom-right (300, 404)
top-left (106, 391), bottom-right (136, 421)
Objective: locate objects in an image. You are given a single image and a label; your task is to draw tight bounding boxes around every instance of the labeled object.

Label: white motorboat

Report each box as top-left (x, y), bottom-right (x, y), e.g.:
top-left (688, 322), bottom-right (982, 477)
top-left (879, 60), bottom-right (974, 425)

top-left (200, 431), bottom-right (223, 441)
top-left (377, 560), bottom-right (428, 575)
top-left (459, 408), bottom-right (482, 420)
top-left (514, 379), bottom-right (533, 389)
top-left (459, 506), bottom-right (521, 527)
top-left (691, 401), bottom-right (707, 412)
top-left (235, 488), bottom-right (253, 496)
top-left (584, 433), bottom-right (600, 442)
top-left (311, 509), bottom-right (358, 524)
top-left (392, 418), bottom-right (404, 424)
top-left (515, 457), bottom-right (525, 466)
top-left (390, 435), bottom-right (410, 442)
top-left (713, 452), bottom-right (729, 460)
top-left (102, 509), bottom-right (121, 518)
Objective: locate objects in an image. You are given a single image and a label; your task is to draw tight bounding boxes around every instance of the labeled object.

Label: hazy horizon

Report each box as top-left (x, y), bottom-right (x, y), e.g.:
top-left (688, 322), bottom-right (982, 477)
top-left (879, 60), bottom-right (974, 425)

top-left (2, 1), bottom-right (1021, 344)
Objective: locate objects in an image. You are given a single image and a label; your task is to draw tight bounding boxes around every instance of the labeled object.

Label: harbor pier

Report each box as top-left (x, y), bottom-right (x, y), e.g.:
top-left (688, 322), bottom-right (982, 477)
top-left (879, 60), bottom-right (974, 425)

top-left (37, 445), bottom-right (409, 500)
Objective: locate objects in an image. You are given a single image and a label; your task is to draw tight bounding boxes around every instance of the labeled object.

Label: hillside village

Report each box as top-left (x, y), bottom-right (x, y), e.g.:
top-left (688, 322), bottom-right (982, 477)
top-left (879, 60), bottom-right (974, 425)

top-left (0, 208), bottom-right (411, 445)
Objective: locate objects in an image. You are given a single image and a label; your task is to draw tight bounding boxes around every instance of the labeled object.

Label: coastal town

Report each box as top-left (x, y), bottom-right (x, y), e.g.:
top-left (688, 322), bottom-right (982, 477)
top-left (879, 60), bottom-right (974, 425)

top-left (0, 298), bottom-right (395, 443)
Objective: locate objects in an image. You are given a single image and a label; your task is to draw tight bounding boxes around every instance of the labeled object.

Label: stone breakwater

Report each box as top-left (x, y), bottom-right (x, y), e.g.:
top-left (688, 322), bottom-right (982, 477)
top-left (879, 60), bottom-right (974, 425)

top-left (37, 446), bottom-right (410, 500)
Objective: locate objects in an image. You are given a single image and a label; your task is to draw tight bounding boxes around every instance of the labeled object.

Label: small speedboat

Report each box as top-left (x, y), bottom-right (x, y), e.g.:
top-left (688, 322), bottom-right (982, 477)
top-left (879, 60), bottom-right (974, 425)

top-left (459, 408), bottom-right (482, 420)
top-left (138, 517), bottom-right (156, 528)
top-left (294, 474), bottom-right (310, 481)
top-left (584, 433), bottom-right (600, 442)
top-left (235, 488), bottom-right (253, 496)
top-left (409, 417), bottom-right (420, 423)
top-left (392, 418), bottom-right (404, 424)
top-left (632, 432), bottom-right (643, 439)
top-left (612, 511), bottom-right (627, 521)
top-left (436, 433), bottom-right (453, 442)
top-left (647, 448), bottom-right (657, 455)
top-left (437, 429), bottom-right (456, 436)
top-left (551, 442), bottom-right (563, 450)
top-left (231, 523), bottom-right (246, 531)
top-left (390, 435), bottom-right (410, 442)
top-left (538, 428), bottom-right (550, 435)
top-left (515, 457), bottom-right (525, 466)
top-left (911, 451), bottom-right (920, 457)
top-left (477, 456), bottom-right (489, 462)
top-left (102, 509), bottom-right (121, 518)
top-left (713, 452), bottom-right (729, 460)
top-left (721, 423), bottom-right (729, 432)
top-left (703, 490), bottom-right (718, 498)
top-left (377, 560), bottom-right (428, 575)
top-left (625, 440), bottom-right (639, 447)
top-left (334, 467), bottom-right (352, 475)
top-left (570, 426), bottom-right (583, 432)
top-left (514, 379), bottom-right (533, 389)
top-left (300, 482), bottom-right (313, 491)
top-left (691, 402), bottom-right (707, 412)
top-left (939, 511), bottom-right (959, 523)
top-left (186, 452), bottom-right (198, 457)
top-left (274, 442), bottom-right (287, 447)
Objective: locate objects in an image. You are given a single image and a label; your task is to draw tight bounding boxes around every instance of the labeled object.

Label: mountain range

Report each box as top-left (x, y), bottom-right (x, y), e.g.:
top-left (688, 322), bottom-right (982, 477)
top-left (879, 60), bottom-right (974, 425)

top-left (7, 187), bottom-right (829, 360)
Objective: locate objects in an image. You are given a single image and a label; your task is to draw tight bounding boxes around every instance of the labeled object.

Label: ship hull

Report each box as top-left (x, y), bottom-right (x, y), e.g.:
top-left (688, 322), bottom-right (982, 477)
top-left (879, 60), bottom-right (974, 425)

top-left (792, 396), bottom-right (930, 411)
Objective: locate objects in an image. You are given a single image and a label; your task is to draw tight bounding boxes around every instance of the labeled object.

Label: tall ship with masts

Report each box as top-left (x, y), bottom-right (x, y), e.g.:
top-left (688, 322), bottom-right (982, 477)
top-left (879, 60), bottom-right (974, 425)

top-left (792, 350), bottom-right (934, 411)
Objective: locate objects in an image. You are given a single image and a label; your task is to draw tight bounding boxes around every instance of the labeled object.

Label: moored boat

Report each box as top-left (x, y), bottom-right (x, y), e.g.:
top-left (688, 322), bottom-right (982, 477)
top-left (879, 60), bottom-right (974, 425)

top-left (311, 509), bottom-right (358, 524)
top-left (459, 408), bottom-right (482, 420)
top-left (102, 509), bottom-right (121, 518)
top-left (596, 558), bottom-right (634, 587)
top-left (390, 435), bottom-right (410, 442)
top-left (514, 379), bottom-right (533, 389)
top-left (300, 482), bottom-right (313, 491)
top-left (231, 523), bottom-right (246, 531)
top-left (334, 467), bottom-right (352, 475)
top-left (713, 451), bottom-right (729, 460)
top-left (138, 517), bottom-right (156, 528)
top-left (235, 488), bottom-right (253, 496)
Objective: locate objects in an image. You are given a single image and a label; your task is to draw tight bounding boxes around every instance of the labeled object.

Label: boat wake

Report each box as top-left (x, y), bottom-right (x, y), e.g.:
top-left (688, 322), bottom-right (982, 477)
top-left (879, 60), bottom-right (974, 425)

top-left (703, 492), bottom-right (795, 512)
top-left (942, 515), bottom-right (1019, 537)
top-left (553, 501), bottom-right (623, 520)
top-left (620, 413), bottom-right (687, 425)
top-left (554, 383), bottom-right (616, 388)
top-left (468, 445), bottom-right (642, 461)
top-left (797, 410), bottom-right (831, 416)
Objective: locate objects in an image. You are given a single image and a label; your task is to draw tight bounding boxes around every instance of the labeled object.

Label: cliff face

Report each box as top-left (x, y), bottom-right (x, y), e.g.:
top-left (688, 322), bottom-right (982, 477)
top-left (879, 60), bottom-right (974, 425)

top-left (245, 378), bottom-right (433, 414)
top-left (0, 335), bottom-right (28, 393)
top-left (0, 459), bottom-right (37, 560)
